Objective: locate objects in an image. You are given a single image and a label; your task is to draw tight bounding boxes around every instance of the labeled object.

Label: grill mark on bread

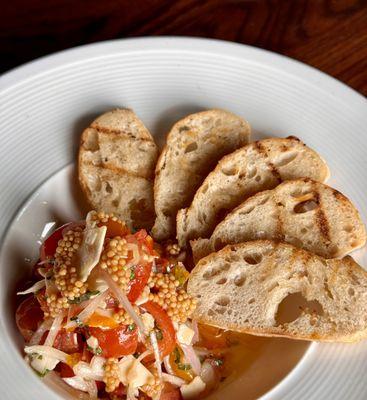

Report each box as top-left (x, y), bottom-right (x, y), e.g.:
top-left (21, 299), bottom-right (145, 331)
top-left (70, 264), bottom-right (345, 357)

top-left (90, 124), bottom-right (152, 141)
top-left (83, 161), bottom-right (154, 180)
top-left (313, 189), bottom-right (331, 243)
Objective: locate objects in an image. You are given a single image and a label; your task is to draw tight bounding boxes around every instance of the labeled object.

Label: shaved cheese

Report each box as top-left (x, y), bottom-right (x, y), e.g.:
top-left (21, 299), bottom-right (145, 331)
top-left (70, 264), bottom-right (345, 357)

top-left (29, 318), bottom-right (53, 346)
top-left (180, 376), bottom-right (206, 400)
top-left (100, 270), bottom-right (146, 337)
top-left (118, 355), bottom-right (154, 388)
top-left (44, 313), bottom-right (64, 347)
top-left (73, 358), bottom-right (104, 381)
top-left (141, 313), bottom-right (155, 332)
top-left (150, 331), bottom-right (162, 381)
top-left (86, 336), bottom-right (99, 351)
top-left (25, 345), bottom-right (68, 363)
top-left (76, 224), bottom-right (107, 282)
top-left (177, 324), bottom-right (195, 346)
top-left (17, 279), bottom-right (46, 295)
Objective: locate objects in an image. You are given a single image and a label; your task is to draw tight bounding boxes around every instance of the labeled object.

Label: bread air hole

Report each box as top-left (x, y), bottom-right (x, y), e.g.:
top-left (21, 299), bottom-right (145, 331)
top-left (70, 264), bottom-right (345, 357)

top-left (255, 175), bottom-right (261, 182)
top-left (203, 268), bottom-right (220, 280)
top-left (221, 165), bottom-right (238, 176)
top-left (184, 142), bottom-right (198, 153)
top-left (216, 277), bottom-right (227, 285)
top-left (344, 224), bottom-right (353, 233)
top-left (215, 296), bottom-right (230, 307)
top-left (273, 151), bottom-right (298, 167)
top-left (294, 199), bottom-right (318, 213)
top-left (214, 238), bottom-right (225, 251)
top-left (233, 273), bottom-right (246, 287)
top-left (247, 166), bottom-right (257, 179)
top-left (105, 182), bottom-right (113, 193)
top-left (243, 253), bottom-right (262, 265)
top-left (275, 292), bottom-right (324, 326)
top-left (348, 287), bottom-right (355, 297)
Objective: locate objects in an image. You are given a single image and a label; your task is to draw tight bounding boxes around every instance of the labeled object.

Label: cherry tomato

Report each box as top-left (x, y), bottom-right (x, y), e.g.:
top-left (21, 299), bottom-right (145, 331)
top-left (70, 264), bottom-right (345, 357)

top-left (88, 325), bottom-right (138, 358)
top-left (160, 383), bottom-right (182, 400)
top-left (98, 219), bottom-right (129, 238)
top-left (53, 330), bottom-right (82, 353)
top-left (127, 262), bottom-right (152, 303)
top-left (15, 296), bottom-right (44, 341)
top-left (39, 222), bottom-right (84, 267)
top-left (141, 301), bottom-right (176, 359)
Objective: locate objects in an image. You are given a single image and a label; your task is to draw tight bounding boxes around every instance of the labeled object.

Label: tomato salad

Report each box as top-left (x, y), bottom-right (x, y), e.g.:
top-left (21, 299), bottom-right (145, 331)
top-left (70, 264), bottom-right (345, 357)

top-left (16, 211), bottom-right (228, 400)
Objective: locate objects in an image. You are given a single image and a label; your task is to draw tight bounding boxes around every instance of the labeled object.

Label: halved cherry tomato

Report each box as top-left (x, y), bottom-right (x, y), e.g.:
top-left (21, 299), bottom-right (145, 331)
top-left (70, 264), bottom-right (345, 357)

top-left (141, 301), bottom-right (176, 359)
top-left (160, 383), bottom-right (182, 400)
top-left (57, 362), bottom-right (74, 378)
top-left (98, 218), bottom-right (129, 239)
top-left (53, 330), bottom-right (82, 353)
top-left (39, 222), bottom-right (84, 268)
top-left (127, 262), bottom-right (152, 303)
top-left (88, 325), bottom-right (138, 358)
top-left (15, 296), bottom-right (44, 341)
top-left (169, 346), bottom-right (194, 382)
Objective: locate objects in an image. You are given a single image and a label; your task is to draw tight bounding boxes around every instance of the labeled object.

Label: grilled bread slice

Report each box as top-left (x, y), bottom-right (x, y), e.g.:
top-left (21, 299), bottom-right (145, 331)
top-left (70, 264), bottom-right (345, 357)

top-left (188, 240), bottom-right (367, 343)
top-left (191, 179), bottom-right (366, 262)
top-left (78, 109), bottom-right (159, 229)
top-left (151, 109), bottom-right (251, 241)
top-left (177, 137), bottom-right (329, 247)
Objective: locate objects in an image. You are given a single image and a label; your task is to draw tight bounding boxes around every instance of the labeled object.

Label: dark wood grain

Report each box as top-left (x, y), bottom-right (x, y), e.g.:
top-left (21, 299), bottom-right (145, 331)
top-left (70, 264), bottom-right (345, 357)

top-left (1, 0), bottom-right (367, 95)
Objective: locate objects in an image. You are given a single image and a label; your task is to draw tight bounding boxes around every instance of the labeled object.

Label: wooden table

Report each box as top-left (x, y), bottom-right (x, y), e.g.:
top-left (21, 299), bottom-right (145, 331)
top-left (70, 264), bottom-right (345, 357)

top-left (2, 0), bottom-right (367, 95)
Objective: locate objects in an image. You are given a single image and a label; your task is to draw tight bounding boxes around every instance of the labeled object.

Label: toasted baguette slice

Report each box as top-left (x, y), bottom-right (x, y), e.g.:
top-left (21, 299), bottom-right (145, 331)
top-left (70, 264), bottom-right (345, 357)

top-left (191, 179), bottom-right (366, 261)
top-left (188, 240), bottom-right (367, 343)
top-left (151, 109), bottom-right (251, 241)
top-left (177, 137), bottom-right (329, 247)
top-left (79, 109), bottom-right (158, 229)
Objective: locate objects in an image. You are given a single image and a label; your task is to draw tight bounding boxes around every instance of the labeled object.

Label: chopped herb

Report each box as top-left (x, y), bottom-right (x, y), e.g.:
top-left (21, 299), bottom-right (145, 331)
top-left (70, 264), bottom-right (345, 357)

top-left (68, 290), bottom-right (100, 304)
top-left (155, 328), bottom-right (163, 340)
top-left (178, 363), bottom-right (192, 371)
top-left (87, 345), bottom-right (102, 355)
top-left (173, 347), bottom-right (192, 371)
top-left (37, 355), bottom-right (43, 360)
top-left (213, 358), bottom-right (223, 367)
top-left (130, 267), bottom-right (136, 280)
top-left (133, 352), bottom-right (141, 358)
top-left (36, 369), bottom-right (50, 378)
top-left (128, 323), bottom-right (136, 332)
top-left (70, 316), bottom-right (83, 327)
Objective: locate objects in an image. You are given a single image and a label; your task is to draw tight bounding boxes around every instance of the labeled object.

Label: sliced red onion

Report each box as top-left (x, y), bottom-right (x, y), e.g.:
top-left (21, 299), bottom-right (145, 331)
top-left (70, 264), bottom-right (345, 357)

top-left (24, 345), bottom-right (68, 363)
top-left (163, 355), bottom-right (174, 375)
top-left (191, 320), bottom-right (199, 344)
top-left (65, 290), bottom-right (109, 329)
top-left (17, 279), bottom-right (46, 295)
top-left (44, 313), bottom-right (65, 347)
top-left (162, 372), bottom-right (186, 387)
top-left (181, 344), bottom-right (201, 376)
top-left (150, 331), bottom-right (162, 381)
top-left (29, 318), bottom-right (53, 346)
top-left (100, 270), bottom-right (146, 337)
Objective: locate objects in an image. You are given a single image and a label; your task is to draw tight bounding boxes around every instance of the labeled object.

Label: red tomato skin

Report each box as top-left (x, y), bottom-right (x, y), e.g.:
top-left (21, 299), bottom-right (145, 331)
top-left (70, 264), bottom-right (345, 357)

top-left (127, 262), bottom-right (152, 303)
top-left (58, 362), bottom-right (74, 378)
top-left (89, 325), bottom-right (138, 358)
top-left (141, 301), bottom-right (176, 359)
top-left (15, 296), bottom-right (44, 341)
top-left (53, 331), bottom-right (82, 354)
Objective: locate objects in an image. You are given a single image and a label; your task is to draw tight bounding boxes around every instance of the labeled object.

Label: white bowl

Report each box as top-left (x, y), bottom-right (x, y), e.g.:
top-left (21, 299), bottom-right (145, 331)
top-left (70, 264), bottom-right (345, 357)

top-left (0, 37), bottom-right (366, 400)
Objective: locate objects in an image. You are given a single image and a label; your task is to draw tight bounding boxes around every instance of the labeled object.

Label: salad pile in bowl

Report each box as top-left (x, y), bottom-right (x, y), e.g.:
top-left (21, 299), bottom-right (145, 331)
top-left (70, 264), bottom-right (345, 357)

top-left (16, 211), bottom-right (230, 400)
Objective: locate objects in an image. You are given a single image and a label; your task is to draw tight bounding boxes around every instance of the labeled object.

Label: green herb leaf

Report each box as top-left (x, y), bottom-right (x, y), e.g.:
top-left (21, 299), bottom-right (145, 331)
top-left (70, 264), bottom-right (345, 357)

top-left (87, 345), bottom-right (102, 355)
top-left (155, 328), bottom-right (163, 340)
top-left (128, 323), bottom-right (136, 332)
top-left (35, 369), bottom-right (50, 378)
top-left (213, 358), bottom-right (223, 366)
top-left (173, 347), bottom-right (181, 364)
top-left (130, 267), bottom-right (136, 280)
top-left (178, 363), bottom-right (192, 371)
top-left (70, 316), bottom-right (84, 327)
top-left (68, 290), bottom-right (100, 305)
